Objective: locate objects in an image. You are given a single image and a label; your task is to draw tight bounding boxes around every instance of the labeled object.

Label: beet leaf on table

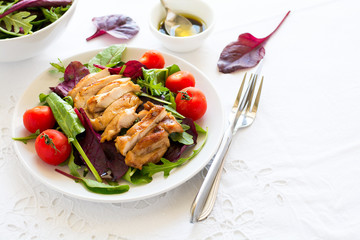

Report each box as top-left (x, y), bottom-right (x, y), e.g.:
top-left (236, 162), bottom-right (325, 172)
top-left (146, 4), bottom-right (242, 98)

top-left (217, 11), bottom-right (290, 73)
top-left (86, 14), bottom-right (139, 41)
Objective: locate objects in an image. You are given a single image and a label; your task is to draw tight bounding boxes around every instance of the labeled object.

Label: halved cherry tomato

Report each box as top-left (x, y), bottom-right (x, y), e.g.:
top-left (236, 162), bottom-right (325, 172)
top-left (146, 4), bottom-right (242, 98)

top-left (175, 87), bottom-right (207, 121)
top-left (166, 70), bottom-right (195, 93)
top-left (23, 106), bottom-right (56, 133)
top-left (35, 129), bottom-right (71, 165)
top-left (139, 50), bottom-right (165, 69)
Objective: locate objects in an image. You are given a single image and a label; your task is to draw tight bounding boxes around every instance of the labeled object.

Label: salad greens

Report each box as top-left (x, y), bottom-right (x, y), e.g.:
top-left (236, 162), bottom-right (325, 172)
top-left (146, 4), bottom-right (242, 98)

top-left (0, 0), bottom-right (72, 39)
top-left (55, 151), bottom-right (129, 194)
top-left (45, 92), bottom-right (102, 182)
top-left (12, 129), bottom-right (40, 144)
top-left (16, 44), bottom-right (208, 194)
top-left (87, 44), bottom-right (126, 73)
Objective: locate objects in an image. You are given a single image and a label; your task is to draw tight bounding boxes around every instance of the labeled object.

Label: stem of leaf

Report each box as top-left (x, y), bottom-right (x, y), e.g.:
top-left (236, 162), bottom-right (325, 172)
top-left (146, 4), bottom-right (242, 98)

top-left (72, 139), bottom-right (102, 182)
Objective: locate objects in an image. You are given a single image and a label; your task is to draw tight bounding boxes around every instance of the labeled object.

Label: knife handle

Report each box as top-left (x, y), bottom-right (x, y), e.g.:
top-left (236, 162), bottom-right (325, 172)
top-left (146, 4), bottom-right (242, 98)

top-left (190, 127), bottom-right (233, 223)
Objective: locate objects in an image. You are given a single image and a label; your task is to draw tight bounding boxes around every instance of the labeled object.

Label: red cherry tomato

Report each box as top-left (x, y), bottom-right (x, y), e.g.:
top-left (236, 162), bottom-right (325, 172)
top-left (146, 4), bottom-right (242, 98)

top-left (23, 106), bottom-right (56, 133)
top-left (35, 129), bottom-right (71, 165)
top-left (166, 70), bottom-right (196, 93)
top-left (175, 87), bottom-right (207, 121)
top-left (139, 50), bottom-right (165, 69)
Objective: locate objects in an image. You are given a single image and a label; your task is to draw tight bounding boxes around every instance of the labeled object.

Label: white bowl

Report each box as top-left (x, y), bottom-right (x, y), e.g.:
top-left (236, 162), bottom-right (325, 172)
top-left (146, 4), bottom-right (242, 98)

top-left (149, 0), bottom-right (215, 52)
top-left (0, 0), bottom-right (77, 62)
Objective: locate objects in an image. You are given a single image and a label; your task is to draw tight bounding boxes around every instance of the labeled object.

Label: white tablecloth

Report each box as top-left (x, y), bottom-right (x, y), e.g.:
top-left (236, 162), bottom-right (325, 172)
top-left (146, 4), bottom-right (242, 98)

top-left (1, 0), bottom-right (360, 239)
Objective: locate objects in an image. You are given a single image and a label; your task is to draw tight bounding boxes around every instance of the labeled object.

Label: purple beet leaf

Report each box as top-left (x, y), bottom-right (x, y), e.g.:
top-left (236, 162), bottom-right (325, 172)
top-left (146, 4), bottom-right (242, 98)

top-left (75, 108), bottom-right (128, 181)
top-left (86, 14), bottom-right (139, 41)
top-left (0, 0), bottom-right (72, 18)
top-left (101, 141), bottom-right (128, 181)
top-left (50, 61), bottom-right (90, 98)
top-left (217, 11), bottom-right (290, 73)
top-left (93, 60), bottom-right (144, 79)
top-left (75, 108), bottom-right (109, 177)
top-left (164, 118), bottom-right (198, 162)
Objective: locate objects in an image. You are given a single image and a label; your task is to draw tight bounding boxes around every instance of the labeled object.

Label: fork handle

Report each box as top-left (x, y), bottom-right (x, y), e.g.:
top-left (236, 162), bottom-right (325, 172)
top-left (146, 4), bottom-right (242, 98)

top-left (190, 127), bottom-right (233, 223)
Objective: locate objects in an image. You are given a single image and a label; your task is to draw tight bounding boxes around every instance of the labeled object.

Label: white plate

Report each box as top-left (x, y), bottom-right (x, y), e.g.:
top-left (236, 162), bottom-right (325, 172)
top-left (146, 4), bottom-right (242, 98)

top-left (12, 46), bottom-right (225, 203)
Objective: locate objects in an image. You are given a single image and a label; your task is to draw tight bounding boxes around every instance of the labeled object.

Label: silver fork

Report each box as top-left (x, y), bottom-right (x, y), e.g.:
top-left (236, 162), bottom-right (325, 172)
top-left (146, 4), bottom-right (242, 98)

top-left (190, 63), bottom-right (264, 223)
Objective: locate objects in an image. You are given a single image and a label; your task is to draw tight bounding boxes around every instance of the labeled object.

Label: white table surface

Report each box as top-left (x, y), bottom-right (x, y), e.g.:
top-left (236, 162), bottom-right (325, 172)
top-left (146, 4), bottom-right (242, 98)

top-left (1, 0), bottom-right (360, 239)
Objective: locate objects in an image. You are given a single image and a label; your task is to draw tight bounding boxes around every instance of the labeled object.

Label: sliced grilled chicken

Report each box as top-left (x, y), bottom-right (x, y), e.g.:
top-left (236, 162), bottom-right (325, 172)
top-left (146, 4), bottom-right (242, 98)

top-left (125, 126), bottom-right (170, 169)
top-left (86, 81), bottom-right (141, 114)
top-left (101, 106), bottom-right (139, 142)
top-left (68, 68), bottom-right (110, 100)
top-left (159, 112), bottom-right (184, 134)
top-left (91, 93), bottom-right (142, 131)
top-left (97, 78), bottom-right (131, 95)
top-left (74, 75), bottom-right (122, 109)
top-left (115, 104), bottom-right (167, 156)
top-left (138, 101), bottom-right (183, 133)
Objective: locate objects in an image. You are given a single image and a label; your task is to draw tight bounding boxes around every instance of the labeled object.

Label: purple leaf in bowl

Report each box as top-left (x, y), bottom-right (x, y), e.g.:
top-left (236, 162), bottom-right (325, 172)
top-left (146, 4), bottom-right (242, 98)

top-left (86, 14), bottom-right (140, 41)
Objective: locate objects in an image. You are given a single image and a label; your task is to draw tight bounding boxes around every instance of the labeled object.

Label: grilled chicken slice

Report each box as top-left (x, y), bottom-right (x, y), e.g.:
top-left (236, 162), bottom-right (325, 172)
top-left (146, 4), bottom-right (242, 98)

top-left (115, 104), bottom-right (167, 156)
top-left (73, 75), bottom-right (122, 109)
top-left (138, 101), bottom-right (183, 133)
top-left (125, 126), bottom-right (170, 169)
top-left (101, 105), bottom-right (139, 142)
top-left (97, 78), bottom-right (131, 95)
top-left (91, 93), bottom-right (142, 131)
top-left (86, 81), bottom-right (141, 114)
top-left (159, 112), bottom-right (184, 134)
top-left (68, 68), bottom-right (110, 100)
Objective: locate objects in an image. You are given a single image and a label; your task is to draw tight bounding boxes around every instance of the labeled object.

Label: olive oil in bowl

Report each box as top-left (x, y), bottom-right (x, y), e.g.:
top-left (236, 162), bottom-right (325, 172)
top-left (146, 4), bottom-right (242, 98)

top-left (159, 14), bottom-right (206, 37)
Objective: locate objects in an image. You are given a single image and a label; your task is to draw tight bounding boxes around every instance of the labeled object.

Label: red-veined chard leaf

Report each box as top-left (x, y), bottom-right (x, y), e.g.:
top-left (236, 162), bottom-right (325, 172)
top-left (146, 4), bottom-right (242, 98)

top-left (75, 108), bottom-right (129, 181)
top-left (50, 61), bottom-right (90, 98)
top-left (93, 60), bottom-right (145, 79)
top-left (217, 11), bottom-right (290, 73)
top-left (86, 14), bottom-right (139, 41)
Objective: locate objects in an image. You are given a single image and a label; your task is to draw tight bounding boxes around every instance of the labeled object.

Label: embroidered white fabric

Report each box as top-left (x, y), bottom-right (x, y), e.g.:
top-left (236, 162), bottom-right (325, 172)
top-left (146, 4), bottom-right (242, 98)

top-left (1, 0), bottom-right (360, 239)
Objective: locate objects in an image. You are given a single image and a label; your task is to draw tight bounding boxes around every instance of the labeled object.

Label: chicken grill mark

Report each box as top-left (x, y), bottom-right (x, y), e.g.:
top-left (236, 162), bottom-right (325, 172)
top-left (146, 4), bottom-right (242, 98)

top-left (70, 72), bottom-right (184, 169)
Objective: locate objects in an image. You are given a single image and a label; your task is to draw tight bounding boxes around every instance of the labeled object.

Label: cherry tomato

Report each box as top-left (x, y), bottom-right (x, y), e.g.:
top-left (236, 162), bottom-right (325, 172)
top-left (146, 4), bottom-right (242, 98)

top-left (35, 129), bottom-right (71, 165)
top-left (175, 87), bottom-right (207, 121)
top-left (23, 106), bottom-right (56, 133)
top-left (166, 71), bottom-right (196, 93)
top-left (139, 50), bottom-right (165, 69)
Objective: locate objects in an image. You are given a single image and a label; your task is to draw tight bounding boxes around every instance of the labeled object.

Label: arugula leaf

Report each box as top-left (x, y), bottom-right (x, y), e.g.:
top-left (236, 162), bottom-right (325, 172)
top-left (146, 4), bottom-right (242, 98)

top-left (41, 6), bottom-right (70, 23)
top-left (0, 11), bottom-right (36, 36)
top-left (49, 58), bottom-right (65, 74)
top-left (12, 129), bottom-right (40, 144)
top-left (139, 66), bottom-right (178, 109)
top-left (88, 44), bottom-right (127, 73)
top-left (0, 1), bottom-right (17, 15)
top-left (141, 128), bottom-right (208, 177)
top-left (122, 167), bottom-right (152, 185)
top-left (137, 92), bottom-right (172, 105)
top-left (140, 68), bottom-right (168, 96)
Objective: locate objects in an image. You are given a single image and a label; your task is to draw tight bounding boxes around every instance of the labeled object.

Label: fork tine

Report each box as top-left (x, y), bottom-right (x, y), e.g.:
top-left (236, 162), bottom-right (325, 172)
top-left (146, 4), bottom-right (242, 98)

top-left (251, 76), bottom-right (264, 114)
top-left (244, 74), bottom-right (257, 113)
